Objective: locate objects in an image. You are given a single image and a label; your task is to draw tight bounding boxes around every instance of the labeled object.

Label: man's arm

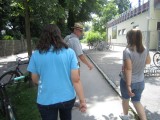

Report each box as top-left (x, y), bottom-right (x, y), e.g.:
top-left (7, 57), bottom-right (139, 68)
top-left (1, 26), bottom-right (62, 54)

top-left (78, 54), bottom-right (93, 70)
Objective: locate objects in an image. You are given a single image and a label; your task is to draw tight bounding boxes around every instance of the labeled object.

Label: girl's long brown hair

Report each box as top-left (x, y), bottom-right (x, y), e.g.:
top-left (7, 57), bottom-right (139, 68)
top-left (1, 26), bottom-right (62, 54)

top-left (36, 24), bottom-right (68, 53)
top-left (128, 29), bottom-right (144, 53)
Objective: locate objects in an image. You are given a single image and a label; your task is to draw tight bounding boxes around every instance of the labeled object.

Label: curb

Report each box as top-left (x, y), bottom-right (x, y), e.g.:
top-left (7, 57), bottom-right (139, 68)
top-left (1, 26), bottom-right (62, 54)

top-left (85, 51), bottom-right (139, 119)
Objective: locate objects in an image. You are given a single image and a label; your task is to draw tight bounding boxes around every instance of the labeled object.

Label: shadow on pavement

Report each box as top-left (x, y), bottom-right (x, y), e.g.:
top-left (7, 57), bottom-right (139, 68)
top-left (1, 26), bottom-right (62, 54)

top-left (145, 108), bottom-right (160, 120)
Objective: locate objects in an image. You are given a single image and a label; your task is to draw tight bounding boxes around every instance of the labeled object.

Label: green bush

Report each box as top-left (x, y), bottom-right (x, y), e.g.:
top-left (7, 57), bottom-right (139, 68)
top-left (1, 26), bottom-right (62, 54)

top-left (102, 32), bottom-right (107, 41)
top-left (2, 35), bottom-right (14, 40)
top-left (86, 31), bottom-right (102, 44)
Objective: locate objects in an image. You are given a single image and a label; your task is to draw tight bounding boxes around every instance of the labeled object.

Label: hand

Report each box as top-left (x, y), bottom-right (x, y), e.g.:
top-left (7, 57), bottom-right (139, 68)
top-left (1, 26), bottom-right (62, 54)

top-left (79, 101), bottom-right (87, 112)
top-left (127, 86), bottom-right (135, 97)
top-left (88, 63), bottom-right (93, 70)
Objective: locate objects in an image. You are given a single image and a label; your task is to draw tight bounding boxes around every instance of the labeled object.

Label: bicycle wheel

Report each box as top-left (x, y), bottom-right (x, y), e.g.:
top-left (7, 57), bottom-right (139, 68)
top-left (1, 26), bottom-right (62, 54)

top-left (0, 71), bottom-right (20, 86)
top-left (153, 52), bottom-right (160, 68)
top-left (97, 42), bottom-right (104, 51)
top-left (0, 71), bottom-right (22, 96)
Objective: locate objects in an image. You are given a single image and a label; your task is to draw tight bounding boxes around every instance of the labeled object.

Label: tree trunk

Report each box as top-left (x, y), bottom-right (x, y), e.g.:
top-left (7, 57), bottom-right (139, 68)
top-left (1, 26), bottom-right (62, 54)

top-left (24, 0), bottom-right (32, 57)
top-left (67, 10), bottom-right (75, 31)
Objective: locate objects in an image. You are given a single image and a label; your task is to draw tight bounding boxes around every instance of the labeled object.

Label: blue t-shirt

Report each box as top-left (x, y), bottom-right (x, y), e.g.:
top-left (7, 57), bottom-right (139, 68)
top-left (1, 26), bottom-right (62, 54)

top-left (27, 47), bottom-right (79, 105)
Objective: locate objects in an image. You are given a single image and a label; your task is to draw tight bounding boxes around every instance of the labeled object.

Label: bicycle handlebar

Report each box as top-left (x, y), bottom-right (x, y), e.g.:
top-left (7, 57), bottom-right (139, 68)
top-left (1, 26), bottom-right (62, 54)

top-left (13, 76), bottom-right (25, 81)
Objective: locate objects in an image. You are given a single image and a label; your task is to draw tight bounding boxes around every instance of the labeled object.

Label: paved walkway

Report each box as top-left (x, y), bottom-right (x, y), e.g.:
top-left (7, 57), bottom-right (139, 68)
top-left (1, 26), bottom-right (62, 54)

top-left (73, 60), bottom-right (136, 120)
top-left (73, 61), bottom-right (121, 120)
top-left (82, 43), bottom-right (160, 120)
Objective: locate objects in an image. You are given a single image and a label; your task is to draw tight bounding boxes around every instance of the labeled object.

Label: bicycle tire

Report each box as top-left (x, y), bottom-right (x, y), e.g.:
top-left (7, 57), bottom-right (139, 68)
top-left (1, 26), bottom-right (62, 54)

top-left (0, 71), bottom-right (21, 86)
top-left (0, 70), bottom-right (24, 97)
top-left (153, 52), bottom-right (160, 68)
top-left (97, 42), bottom-right (104, 51)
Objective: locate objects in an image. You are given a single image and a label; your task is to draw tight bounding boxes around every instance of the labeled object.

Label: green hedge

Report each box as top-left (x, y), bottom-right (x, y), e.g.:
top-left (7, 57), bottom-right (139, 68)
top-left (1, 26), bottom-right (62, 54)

top-left (2, 35), bottom-right (14, 40)
top-left (85, 31), bottom-right (102, 43)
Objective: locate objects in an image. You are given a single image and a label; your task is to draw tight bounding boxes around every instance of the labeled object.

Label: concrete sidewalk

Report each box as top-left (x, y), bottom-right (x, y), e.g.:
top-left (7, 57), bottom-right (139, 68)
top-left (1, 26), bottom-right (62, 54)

top-left (72, 59), bottom-right (135, 120)
top-left (82, 43), bottom-right (160, 120)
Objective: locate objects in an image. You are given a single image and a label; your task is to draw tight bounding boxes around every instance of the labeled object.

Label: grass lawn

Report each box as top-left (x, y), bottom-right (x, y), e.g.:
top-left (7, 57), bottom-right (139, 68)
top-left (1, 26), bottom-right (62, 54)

top-left (0, 82), bottom-right (41, 120)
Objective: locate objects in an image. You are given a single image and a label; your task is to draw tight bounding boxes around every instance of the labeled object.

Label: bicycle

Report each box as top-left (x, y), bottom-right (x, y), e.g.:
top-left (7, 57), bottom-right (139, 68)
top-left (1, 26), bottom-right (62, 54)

top-left (95, 41), bottom-right (111, 51)
top-left (0, 57), bottom-right (32, 120)
top-left (101, 41), bottom-right (112, 51)
top-left (2, 57), bottom-right (33, 87)
top-left (153, 51), bottom-right (160, 68)
top-left (0, 71), bottom-right (27, 120)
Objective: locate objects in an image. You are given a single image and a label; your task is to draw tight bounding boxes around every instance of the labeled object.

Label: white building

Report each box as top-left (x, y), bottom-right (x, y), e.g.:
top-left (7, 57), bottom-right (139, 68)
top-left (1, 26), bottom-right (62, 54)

top-left (107, 0), bottom-right (160, 50)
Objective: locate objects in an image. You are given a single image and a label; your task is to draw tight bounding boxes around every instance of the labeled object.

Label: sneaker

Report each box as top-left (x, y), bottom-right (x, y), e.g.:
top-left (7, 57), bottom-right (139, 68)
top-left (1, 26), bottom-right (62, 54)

top-left (119, 115), bottom-right (130, 120)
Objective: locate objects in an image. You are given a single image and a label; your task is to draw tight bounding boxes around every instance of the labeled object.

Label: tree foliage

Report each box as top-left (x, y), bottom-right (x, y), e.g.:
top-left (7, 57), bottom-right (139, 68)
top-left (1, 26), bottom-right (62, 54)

top-left (92, 0), bottom-right (129, 39)
top-left (1, 0), bottom-right (106, 38)
top-left (114, 0), bottom-right (130, 14)
top-left (58, 0), bottom-right (106, 34)
top-left (1, 0), bottom-right (130, 55)
top-left (92, 0), bottom-right (118, 34)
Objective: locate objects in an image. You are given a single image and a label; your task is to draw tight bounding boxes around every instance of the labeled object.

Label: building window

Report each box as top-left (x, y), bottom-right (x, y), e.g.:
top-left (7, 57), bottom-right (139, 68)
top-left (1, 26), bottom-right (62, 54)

top-left (112, 26), bottom-right (117, 39)
top-left (118, 30), bottom-right (122, 35)
top-left (122, 29), bottom-right (126, 35)
top-left (154, 0), bottom-right (160, 9)
top-left (157, 22), bottom-right (160, 30)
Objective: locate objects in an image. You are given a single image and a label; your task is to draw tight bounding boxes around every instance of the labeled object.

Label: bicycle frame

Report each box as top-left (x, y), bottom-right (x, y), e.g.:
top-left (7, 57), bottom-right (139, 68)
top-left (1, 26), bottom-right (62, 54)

top-left (93, 41), bottom-right (111, 51)
top-left (8, 57), bottom-right (29, 74)
top-left (8, 57), bottom-right (33, 86)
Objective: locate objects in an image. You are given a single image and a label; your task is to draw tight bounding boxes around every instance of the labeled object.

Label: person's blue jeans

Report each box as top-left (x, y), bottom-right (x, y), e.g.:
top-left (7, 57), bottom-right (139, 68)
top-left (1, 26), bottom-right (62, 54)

top-left (120, 79), bottom-right (145, 102)
top-left (37, 98), bottom-right (75, 120)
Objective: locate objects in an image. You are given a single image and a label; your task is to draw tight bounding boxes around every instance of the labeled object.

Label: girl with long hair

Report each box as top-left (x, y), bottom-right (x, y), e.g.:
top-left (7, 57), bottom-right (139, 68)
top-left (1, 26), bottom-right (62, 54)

top-left (120, 29), bottom-right (151, 120)
top-left (27, 24), bottom-right (86, 120)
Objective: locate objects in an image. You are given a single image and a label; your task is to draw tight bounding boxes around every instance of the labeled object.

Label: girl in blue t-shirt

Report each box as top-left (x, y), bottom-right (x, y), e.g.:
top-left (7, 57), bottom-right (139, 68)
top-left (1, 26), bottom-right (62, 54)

top-left (27, 24), bottom-right (86, 120)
